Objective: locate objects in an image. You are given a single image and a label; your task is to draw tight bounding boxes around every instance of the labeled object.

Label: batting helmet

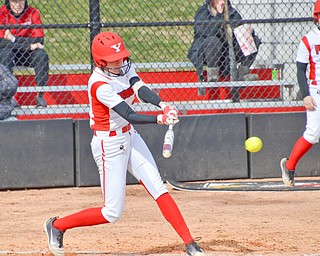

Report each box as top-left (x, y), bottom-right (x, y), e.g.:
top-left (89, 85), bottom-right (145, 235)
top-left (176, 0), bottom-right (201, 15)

top-left (91, 31), bottom-right (130, 68)
top-left (314, 0), bottom-right (320, 22)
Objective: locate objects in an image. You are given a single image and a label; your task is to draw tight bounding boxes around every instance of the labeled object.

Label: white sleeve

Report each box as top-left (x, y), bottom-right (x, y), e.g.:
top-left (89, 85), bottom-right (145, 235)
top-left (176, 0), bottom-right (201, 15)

top-left (125, 61), bottom-right (152, 103)
top-left (296, 39), bottom-right (309, 64)
top-left (132, 81), bottom-right (152, 103)
top-left (126, 61), bottom-right (139, 80)
top-left (96, 84), bottom-right (123, 109)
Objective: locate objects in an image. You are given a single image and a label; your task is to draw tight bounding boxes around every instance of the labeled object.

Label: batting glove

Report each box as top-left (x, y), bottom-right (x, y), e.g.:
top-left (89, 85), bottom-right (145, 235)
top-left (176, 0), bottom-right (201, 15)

top-left (157, 114), bottom-right (179, 125)
top-left (159, 101), bottom-right (179, 119)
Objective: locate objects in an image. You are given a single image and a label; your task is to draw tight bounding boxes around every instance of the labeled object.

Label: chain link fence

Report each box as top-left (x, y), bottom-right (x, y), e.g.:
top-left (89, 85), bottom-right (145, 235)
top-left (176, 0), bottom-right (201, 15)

top-left (0, 0), bottom-right (314, 120)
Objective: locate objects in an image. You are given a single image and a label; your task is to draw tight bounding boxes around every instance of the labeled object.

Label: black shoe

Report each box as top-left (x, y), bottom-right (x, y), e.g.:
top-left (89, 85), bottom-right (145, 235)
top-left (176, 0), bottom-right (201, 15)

top-left (36, 95), bottom-right (47, 108)
top-left (186, 242), bottom-right (206, 256)
top-left (198, 74), bottom-right (205, 82)
top-left (44, 217), bottom-right (65, 256)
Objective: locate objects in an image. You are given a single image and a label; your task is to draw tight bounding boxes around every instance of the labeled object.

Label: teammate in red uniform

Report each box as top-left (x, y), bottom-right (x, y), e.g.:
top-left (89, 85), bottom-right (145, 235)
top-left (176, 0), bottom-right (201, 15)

top-left (280, 0), bottom-right (320, 186)
top-left (44, 31), bottom-right (206, 256)
top-left (0, 0), bottom-right (49, 107)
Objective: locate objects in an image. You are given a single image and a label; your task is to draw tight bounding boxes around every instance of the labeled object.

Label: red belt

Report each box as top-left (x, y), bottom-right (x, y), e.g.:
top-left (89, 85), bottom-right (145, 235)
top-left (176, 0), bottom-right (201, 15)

top-left (94, 123), bottom-right (131, 137)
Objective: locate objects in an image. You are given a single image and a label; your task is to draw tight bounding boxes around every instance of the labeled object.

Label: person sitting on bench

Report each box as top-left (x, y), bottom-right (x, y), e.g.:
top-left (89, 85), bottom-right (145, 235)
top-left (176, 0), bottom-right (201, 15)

top-left (0, 0), bottom-right (49, 108)
top-left (188, 0), bottom-right (261, 82)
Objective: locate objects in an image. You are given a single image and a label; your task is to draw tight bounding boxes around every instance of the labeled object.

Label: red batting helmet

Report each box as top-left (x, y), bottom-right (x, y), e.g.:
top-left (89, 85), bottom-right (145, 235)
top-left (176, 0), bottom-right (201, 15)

top-left (314, 0), bottom-right (320, 22)
top-left (91, 31), bottom-right (130, 68)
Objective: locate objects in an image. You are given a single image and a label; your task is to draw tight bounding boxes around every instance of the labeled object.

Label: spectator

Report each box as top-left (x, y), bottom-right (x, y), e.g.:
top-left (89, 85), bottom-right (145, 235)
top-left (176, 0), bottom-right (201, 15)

top-left (0, 0), bottom-right (49, 108)
top-left (188, 0), bottom-right (261, 82)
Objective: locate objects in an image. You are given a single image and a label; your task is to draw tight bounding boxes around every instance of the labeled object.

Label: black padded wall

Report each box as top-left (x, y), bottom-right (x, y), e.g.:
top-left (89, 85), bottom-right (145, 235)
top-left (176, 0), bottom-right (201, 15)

top-left (248, 112), bottom-right (320, 178)
top-left (0, 119), bottom-right (74, 190)
top-left (76, 114), bottom-right (248, 186)
top-left (3, 113), bottom-right (318, 190)
top-left (132, 114), bottom-right (248, 182)
top-left (74, 120), bottom-right (98, 186)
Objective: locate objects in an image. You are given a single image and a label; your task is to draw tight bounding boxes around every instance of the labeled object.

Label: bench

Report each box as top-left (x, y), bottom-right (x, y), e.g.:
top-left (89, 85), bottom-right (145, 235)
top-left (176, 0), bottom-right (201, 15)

top-left (12, 98), bottom-right (304, 120)
top-left (10, 62), bottom-right (298, 120)
top-left (12, 62), bottom-right (195, 72)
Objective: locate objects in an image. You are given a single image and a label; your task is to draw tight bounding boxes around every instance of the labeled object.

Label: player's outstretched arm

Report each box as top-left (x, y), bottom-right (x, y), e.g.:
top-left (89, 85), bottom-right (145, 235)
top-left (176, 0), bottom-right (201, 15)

top-left (131, 78), bottom-right (162, 106)
top-left (130, 78), bottom-right (178, 119)
top-left (112, 101), bottom-right (178, 125)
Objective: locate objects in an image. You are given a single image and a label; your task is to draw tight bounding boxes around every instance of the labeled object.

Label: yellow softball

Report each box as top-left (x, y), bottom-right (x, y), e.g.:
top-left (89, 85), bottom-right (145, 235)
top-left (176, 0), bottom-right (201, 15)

top-left (245, 137), bottom-right (263, 153)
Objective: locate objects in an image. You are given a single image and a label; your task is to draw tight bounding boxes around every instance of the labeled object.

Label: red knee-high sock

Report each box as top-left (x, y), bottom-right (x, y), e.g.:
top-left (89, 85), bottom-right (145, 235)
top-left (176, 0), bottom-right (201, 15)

top-left (156, 192), bottom-right (193, 245)
top-left (286, 136), bottom-right (313, 170)
top-left (53, 207), bottom-right (108, 232)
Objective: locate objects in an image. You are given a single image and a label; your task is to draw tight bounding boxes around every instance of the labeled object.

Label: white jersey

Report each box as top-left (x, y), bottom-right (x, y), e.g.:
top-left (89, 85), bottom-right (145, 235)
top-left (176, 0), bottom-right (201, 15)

top-left (296, 25), bottom-right (320, 84)
top-left (88, 64), bottom-right (139, 131)
top-left (88, 65), bottom-right (168, 223)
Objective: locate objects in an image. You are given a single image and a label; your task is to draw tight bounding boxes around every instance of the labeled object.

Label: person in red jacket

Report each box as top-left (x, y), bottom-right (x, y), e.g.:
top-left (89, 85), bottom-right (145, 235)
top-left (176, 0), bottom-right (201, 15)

top-left (0, 0), bottom-right (49, 108)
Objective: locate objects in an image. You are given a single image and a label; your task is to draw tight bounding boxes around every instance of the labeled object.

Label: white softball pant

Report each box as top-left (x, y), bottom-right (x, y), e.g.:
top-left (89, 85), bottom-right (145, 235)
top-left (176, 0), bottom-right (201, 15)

top-left (90, 125), bottom-right (168, 223)
top-left (303, 85), bottom-right (320, 144)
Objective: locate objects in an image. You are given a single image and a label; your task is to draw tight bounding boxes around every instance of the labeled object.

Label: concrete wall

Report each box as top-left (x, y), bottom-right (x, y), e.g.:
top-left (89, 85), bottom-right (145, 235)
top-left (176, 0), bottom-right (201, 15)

top-left (1, 112), bottom-right (319, 190)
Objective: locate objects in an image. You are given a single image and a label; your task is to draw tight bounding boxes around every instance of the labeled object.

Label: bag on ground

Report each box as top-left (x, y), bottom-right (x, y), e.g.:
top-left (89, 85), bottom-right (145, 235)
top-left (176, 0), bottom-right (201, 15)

top-left (0, 65), bottom-right (18, 120)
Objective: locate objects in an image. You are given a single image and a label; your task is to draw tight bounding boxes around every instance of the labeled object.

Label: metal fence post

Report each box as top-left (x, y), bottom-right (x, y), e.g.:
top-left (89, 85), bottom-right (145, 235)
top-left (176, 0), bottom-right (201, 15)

top-left (89, 0), bottom-right (101, 72)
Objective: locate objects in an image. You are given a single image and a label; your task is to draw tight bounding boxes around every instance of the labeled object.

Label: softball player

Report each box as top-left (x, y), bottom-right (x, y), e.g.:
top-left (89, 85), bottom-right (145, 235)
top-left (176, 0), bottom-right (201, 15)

top-left (280, 0), bottom-right (320, 186)
top-left (44, 31), bottom-right (205, 256)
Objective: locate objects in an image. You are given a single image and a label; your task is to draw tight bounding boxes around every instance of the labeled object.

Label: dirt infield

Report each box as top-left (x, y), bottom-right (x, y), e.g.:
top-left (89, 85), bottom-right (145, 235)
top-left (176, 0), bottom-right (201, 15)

top-left (1, 178), bottom-right (320, 256)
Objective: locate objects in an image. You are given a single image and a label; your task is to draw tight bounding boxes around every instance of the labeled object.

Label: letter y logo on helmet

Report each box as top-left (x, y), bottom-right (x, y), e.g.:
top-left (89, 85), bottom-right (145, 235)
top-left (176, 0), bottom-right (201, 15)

top-left (110, 43), bottom-right (122, 53)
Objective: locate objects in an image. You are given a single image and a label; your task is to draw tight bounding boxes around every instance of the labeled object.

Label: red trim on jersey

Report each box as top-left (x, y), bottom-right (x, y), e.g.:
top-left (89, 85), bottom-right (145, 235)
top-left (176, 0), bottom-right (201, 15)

top-left (302, 36), bottom-right (311, 51)
top-left (90, 81), bottom-right (111, 131)
top-left (101, 139), bottom-right (107, 205)
top-left (302, 36), bottom-right (316, 81)
top-left (118, 87), bottom-right (134, 99)
top-left (94, 123), bottom-right (131, 137)
top-left (91, 81), bottom-right (105, 98)
top-left (90, 80), bottom-right (134, 131)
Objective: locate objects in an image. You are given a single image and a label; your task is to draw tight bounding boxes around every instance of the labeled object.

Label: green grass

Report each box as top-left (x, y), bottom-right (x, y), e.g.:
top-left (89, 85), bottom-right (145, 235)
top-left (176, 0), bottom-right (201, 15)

top-left (29, 0), bottom-right (202, 66)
